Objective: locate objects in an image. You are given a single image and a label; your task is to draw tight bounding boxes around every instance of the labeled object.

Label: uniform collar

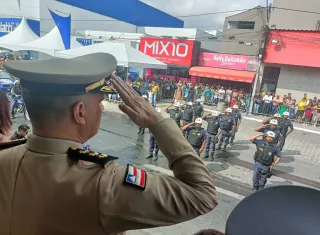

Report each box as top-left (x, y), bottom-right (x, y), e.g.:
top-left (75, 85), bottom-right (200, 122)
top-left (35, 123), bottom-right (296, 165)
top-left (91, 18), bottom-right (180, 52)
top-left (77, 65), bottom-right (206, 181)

top-left (26, 134), bottom-right (83, 154)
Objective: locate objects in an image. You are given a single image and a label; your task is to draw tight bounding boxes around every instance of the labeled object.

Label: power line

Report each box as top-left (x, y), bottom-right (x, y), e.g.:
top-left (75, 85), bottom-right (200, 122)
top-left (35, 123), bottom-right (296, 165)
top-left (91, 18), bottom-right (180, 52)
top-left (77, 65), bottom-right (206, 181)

top-left (272, 7), bottom-right (320, 15)
top-left (176, 9), bottom-right (251, 18)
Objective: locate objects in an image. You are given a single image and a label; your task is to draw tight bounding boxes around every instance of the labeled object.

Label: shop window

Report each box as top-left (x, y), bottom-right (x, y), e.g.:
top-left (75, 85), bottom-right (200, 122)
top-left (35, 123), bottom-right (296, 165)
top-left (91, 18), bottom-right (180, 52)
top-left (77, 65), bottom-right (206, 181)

top-left (227, 21), bottom-right (238, 29)
top-left (316, 20), bottom-right (320, 31)
top-left (237, 21), bottom-right (255, 29)
top-left (228, 21), bottom-right (255, 30)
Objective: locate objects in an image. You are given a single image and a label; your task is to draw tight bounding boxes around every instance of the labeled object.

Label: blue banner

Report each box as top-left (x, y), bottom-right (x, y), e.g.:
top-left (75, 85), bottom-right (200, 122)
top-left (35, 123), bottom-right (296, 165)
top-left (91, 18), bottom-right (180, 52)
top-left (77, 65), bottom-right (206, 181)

top-left (76, 38), bottom-right (92, 46)
top-left (0, 18), bottom-right (40, 37)
top-left (49, 10), bottom-right (71, 50)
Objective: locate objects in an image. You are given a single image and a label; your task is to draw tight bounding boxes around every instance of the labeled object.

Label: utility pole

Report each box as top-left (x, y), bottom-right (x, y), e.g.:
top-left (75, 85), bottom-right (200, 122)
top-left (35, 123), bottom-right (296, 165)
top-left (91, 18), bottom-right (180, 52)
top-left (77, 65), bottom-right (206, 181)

top-left (266, 0), bottom-right (269, 22)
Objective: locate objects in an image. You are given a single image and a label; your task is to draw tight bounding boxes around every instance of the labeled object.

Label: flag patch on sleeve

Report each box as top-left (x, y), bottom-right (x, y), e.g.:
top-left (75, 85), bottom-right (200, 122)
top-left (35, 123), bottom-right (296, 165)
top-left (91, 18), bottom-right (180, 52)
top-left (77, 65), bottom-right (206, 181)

top-left (124, 164), bottom-right (147, 190)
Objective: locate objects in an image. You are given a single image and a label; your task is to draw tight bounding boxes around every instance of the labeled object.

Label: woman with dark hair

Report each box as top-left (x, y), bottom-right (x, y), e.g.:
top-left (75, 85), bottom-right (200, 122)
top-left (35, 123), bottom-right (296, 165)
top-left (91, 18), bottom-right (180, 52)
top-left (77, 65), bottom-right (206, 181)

top-left (0, 91), bottom-right (12, 142)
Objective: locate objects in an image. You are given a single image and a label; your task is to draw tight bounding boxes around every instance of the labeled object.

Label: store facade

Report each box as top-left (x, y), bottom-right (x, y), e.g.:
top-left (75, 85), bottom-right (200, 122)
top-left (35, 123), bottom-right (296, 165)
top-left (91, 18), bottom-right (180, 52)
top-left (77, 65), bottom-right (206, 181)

top-left (139, 37), bottom-right (201, 83)
top-left (189, 52), bottom-right (258, 91)
top-left (263, 30), bottom-right (320, 98)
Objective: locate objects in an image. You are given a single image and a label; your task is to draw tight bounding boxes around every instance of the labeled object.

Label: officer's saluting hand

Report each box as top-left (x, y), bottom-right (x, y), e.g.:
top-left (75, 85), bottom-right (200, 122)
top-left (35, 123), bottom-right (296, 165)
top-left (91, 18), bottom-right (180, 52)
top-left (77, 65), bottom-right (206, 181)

top-left (0, 54), bottom-right (218, 235)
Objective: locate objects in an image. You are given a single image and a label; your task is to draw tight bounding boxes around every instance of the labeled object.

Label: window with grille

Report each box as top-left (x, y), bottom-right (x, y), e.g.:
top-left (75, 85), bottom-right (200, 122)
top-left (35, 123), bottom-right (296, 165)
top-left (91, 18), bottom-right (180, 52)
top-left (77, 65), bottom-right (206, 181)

top-left (316, 21), bottom-right (320, 31)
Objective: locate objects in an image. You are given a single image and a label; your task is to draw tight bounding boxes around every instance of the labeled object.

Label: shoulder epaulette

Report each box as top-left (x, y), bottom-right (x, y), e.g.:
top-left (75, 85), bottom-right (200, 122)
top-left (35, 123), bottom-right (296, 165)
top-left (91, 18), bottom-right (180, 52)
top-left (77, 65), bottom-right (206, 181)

top-left (67, 147), bottom-right (118, 166)
top-left (0, 138), bottom-right (27, 150)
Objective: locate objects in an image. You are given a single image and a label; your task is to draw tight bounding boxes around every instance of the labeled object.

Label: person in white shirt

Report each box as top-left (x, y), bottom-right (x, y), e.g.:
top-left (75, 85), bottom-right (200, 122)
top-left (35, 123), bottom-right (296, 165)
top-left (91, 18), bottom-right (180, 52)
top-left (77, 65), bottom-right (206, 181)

top-left (262, 92), bottom-right (273, 115)
top-left (218, 87), bottom-right (226, 103)
top-left (225, 86), bottom-right (232, 106)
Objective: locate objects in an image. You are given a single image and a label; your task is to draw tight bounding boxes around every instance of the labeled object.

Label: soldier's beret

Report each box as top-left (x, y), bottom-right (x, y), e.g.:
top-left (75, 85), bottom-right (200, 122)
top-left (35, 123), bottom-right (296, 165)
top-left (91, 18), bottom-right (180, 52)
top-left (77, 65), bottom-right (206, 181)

top-left (4, 53), bottom-right (118, 95)
top-left (226, 186), bottom-right (320, 235)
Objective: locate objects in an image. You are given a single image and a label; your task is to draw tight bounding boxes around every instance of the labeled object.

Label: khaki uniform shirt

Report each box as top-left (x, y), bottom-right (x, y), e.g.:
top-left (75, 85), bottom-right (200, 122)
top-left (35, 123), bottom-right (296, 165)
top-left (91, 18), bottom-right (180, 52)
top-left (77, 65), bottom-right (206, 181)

top-left (0, 118), bottom-right (217, 235)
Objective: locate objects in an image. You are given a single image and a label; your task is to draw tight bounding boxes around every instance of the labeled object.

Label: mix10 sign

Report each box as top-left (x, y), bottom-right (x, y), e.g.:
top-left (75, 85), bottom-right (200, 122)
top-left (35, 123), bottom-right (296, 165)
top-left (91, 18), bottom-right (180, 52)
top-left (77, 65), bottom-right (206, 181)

top-left (139, 37), bottom-right (200, 67)
top-left (0, 18), bottom-right (40, 37)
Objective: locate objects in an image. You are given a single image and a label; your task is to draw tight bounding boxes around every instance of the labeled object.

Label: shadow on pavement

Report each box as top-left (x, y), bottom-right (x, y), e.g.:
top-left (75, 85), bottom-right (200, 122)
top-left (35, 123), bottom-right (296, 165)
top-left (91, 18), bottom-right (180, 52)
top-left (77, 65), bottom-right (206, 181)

top-left (282, 149), bottom-right (301, 156)
top-left (269, 180), bottom-right (293, 186)
top-left (228, 145), bottom-right (250, 151)
top-left (277, 155), bottom-right (295, 164)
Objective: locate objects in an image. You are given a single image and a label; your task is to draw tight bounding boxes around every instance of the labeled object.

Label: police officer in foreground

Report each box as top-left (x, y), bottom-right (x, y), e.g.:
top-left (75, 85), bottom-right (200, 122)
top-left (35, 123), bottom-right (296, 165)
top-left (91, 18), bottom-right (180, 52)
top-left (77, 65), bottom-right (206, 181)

top-left (255, 119), bottom-right (282, 146)
top-left (202, 111), bottom-right (220, 161)
top-left (193, 99), bottom-right (204, 119)
top-left (279, 111), bottom-right (294, 151)
top-left (146, 108), bottom-right (161, 160)
top-left (217, 108), bottom-right (236, 152)
top-left (250, 131), bottom-right (281, 192)
top-left (181, 101), bottom-right (195, 137)
top-left (165, 103), bottom-right (183, 127)
top-left (181, 118), bottom-right (206, 156)
top-left (1, 54), bottom-right (218, 235)
top-left (230, 105), bottom-right (242, 145)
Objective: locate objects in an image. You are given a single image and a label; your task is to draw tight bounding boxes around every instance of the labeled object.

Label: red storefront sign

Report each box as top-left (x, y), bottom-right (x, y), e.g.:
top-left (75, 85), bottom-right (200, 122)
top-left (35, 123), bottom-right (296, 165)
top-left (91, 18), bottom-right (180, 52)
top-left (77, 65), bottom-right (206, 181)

top-left (264, 30), bottom-right (320, 68)
top-left (198, 52), bottom-right (258, 71)
top-left (139, 37), bottom-right (195, 67)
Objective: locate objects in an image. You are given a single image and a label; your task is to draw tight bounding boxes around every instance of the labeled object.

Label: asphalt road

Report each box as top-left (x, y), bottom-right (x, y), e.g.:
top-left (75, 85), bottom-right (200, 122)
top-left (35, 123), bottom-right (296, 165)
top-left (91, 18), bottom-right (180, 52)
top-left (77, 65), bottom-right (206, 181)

top-left (11, 102), bottom-right (320, 235)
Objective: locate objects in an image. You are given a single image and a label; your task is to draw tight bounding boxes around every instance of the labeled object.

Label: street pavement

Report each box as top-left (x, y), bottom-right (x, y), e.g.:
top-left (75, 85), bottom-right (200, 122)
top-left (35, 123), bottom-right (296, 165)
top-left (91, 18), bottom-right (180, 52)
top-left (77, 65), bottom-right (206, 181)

top-left (11, 101), bottom-right (320, 235)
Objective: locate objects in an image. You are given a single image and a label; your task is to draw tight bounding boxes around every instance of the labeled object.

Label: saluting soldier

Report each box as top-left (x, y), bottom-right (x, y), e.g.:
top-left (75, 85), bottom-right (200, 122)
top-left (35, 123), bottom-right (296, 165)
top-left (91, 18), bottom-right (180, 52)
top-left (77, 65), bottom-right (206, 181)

top-left (0, 53), bottom-right (218, 235)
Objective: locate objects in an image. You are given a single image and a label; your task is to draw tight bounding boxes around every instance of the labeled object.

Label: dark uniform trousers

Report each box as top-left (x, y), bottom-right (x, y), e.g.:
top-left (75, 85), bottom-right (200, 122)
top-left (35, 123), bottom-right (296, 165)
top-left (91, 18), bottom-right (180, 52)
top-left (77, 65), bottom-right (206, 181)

top-left (192, 147), bottom-right (200, 156)
top-left (219, 130), bottom-right (231, 146)
top-left (205, 133), bottom-right (216, 155)
top-left (253, 161), bottom-right (270, 190)
top-left (149, 134), bottom-right (159, 154)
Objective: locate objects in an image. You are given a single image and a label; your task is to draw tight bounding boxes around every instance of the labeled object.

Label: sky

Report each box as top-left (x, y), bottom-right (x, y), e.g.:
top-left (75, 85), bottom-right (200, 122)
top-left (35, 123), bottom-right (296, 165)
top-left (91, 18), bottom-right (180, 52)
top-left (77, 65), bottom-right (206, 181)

top-left (140, 0), bottom-right (272, 30)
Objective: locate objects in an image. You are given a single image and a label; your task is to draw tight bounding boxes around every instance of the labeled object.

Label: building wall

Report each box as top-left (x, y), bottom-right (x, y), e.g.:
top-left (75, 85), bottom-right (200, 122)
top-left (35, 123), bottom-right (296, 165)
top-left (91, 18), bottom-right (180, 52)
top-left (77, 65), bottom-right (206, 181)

top-left (270, 0), bottom-right (320, 30)
top-left (211, 7), bottom-right (267, 55)
top-left (276, 65), bottom-right (320, 99)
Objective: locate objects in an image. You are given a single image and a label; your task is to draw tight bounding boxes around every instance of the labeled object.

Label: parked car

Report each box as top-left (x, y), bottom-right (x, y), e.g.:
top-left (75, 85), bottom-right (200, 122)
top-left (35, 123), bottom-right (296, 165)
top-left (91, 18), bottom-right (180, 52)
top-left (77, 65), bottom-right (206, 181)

top-left (0, 70), bottom-right (14, 92)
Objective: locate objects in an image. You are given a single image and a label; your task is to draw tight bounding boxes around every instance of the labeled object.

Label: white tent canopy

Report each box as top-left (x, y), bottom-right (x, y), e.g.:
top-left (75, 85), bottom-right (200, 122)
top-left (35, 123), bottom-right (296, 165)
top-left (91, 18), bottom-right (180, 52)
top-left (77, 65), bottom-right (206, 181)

top-left (0, 17), bottom-right (39, 50)
top-left (56, 42), bottom-right (167, 69)
top-left (12, 26), bottom-right (82, 56)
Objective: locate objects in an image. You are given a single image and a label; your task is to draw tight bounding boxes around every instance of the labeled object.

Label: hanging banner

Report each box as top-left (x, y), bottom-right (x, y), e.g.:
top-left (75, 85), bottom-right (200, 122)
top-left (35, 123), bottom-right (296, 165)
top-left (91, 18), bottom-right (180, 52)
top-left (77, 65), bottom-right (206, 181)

top-left (0, 18), bottom-right (40, 37)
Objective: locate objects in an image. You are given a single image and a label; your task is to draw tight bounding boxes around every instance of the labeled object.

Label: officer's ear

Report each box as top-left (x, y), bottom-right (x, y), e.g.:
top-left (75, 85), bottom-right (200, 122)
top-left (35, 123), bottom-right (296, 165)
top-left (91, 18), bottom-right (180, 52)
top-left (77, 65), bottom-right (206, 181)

top-left (72, 101), bottom-right (86, 125)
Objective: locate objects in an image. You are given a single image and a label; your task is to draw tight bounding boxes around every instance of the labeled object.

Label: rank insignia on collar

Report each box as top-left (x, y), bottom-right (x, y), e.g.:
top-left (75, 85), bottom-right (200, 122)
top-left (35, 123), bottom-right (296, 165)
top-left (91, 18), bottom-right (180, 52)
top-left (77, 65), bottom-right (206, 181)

top-left (67, 147), bottom-right (118, 166)
top-left (124, 164), bottom-right (147, 190)
top-left (0, 138), bottom-right (27, 150)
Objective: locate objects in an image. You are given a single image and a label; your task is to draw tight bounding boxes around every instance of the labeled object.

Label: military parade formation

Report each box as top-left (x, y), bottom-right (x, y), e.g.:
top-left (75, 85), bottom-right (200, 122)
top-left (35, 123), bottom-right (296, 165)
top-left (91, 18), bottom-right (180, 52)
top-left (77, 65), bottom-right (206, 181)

top-left (158, 101), bottom-right (295, 191)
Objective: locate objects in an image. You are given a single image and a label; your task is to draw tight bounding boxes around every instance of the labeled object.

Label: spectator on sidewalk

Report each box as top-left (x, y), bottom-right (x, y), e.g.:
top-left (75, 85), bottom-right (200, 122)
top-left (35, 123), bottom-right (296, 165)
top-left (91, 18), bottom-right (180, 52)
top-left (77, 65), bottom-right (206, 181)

top-left (218, 86), bottom-right (225, 103)
top-left (312, 103), bottom-right (320, 127)
top-left (151, 81), bottom-right (159, 107)
top-left (296, 98), bottom-right (307, 121)
top-left (289, 99), bottom-right (296, 120)
top-left (253, 93), bottom-right (262, 115)
top-left (173, 82), bottom-right (184, 107)
top-left (304, 101), bottom-right (313, 125)
top-left (272, 95), bottom-right (282, 115)
top-left (262, 92), bottom-right (273, 115)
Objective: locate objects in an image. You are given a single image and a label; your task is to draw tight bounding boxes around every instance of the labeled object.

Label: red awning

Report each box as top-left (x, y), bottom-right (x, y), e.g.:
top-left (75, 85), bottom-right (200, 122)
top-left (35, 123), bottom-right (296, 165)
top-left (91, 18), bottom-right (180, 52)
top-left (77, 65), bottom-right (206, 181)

top-left (189, 66), bottom-right (256, 83)
top-left (264, 30), bottom-right (320, 68)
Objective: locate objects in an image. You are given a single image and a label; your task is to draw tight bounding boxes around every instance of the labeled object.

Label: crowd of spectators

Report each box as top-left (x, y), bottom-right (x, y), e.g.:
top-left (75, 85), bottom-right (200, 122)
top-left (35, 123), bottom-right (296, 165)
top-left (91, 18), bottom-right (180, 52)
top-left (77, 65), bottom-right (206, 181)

top-left (253, 91), bottom-right (320, 127)
top-left (117, 75), bottom-right (251, 111)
